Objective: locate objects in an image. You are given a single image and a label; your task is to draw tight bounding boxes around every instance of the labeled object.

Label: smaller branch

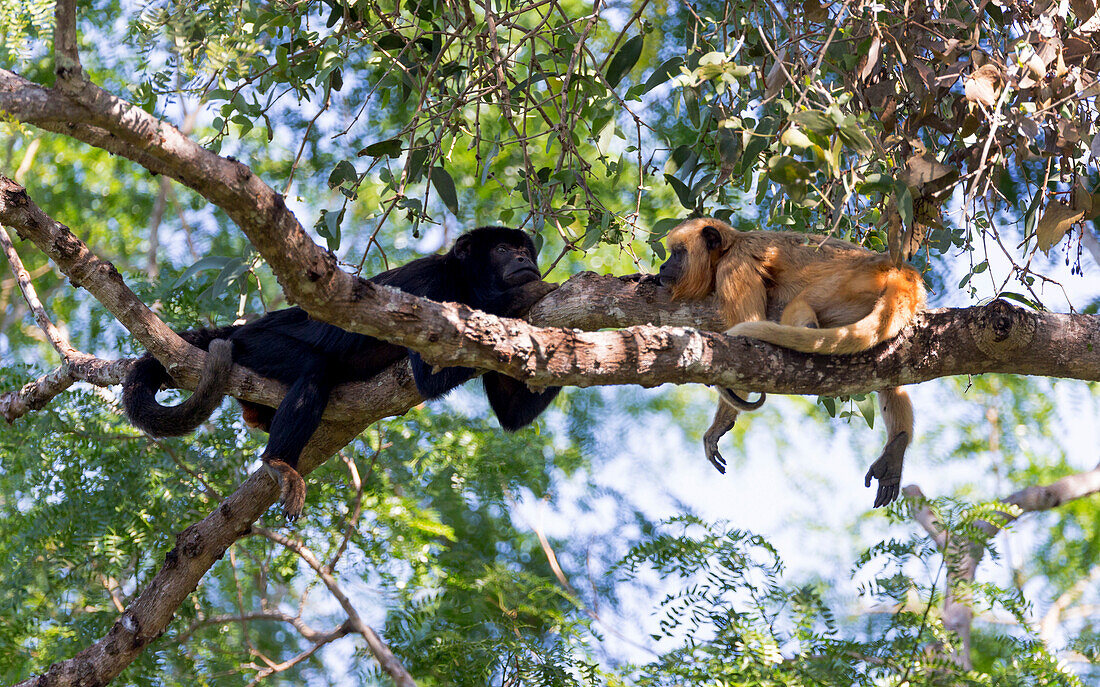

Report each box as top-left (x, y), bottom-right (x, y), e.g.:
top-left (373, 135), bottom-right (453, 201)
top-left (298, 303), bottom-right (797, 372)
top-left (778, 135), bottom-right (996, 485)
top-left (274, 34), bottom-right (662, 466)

top-left (178, 611), bottom-right (326, 644)
top-left (1039, 565), bottom-right (1100, 643)
top-left (1, 224), bottom-right (79, 360)
top-left (252, 526), bottom-right (417, 687)
top-left (326, 446), bottom-right (377, 574)
top-left (98, 575), bottom-right (126, 614)
top-left (904, 460), bottom-right (1100, 666)
top-left (1, 356), bottom-right (130, 423)
top-left (244, 622), bottom-right (352, 687)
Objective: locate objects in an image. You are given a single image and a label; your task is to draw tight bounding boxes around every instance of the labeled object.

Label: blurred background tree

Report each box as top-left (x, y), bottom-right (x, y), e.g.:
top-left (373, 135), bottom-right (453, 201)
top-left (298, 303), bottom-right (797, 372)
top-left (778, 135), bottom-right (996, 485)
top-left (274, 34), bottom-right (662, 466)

top-left (2, 0), bottom-right (1099, 684)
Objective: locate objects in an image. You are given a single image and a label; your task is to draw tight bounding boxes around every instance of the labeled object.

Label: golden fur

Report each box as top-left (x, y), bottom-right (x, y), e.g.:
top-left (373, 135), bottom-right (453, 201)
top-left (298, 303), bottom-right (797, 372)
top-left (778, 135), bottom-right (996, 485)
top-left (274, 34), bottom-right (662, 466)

top-left (662, 217), bottom-right (926, 507)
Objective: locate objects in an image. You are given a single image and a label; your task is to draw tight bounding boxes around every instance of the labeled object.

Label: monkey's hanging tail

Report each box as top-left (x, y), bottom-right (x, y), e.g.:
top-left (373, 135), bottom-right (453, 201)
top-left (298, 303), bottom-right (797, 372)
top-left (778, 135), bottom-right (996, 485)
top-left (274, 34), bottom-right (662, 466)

top-left (727, 268), bottom-right (924, 354)
top-left (122, 339), bottom-right (234, 436)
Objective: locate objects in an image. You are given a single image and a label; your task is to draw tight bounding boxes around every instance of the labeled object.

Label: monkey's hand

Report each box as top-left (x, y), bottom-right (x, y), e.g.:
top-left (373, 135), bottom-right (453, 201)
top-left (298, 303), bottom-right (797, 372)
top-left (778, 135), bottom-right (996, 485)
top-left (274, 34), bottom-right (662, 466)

top-left (864, 431), bottom-right (909, 508)
top-left (263, 458), bottom-right (307, 522)
top-left (617, 272), bottom-right (651, 283)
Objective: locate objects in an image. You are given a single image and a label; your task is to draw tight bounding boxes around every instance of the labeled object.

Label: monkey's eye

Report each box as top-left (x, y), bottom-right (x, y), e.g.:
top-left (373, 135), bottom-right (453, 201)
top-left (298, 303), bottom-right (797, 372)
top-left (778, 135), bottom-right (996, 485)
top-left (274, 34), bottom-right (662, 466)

top-left (497, 245), bottom-right (508, 253)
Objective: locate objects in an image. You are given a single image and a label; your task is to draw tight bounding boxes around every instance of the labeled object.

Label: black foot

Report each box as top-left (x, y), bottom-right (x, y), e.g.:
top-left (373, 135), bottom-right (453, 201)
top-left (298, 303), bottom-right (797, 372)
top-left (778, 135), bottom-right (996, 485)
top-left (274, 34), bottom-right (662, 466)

top-left (864, 431), bottom-right (909, 508)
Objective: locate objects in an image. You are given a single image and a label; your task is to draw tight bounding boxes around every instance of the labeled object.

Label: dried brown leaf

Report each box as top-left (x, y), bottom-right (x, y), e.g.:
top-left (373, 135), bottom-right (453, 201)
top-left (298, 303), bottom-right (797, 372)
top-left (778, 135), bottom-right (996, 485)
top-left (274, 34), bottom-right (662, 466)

top-left (898, 153), bottom-right (958, 191)
top-left (1064, 37), bottom-right (1090, 65)
top-left (964, 64), bottom-right (1003, 107)
top-left (805, 0), bottom-right (830, 22)
top-left (1069, 0), bottom-right (1096, 22)
top-left (1036, 202), bottom-right (1084, 253)
top-left (1017, 53), bottom-right (1047, 88)
top-left (911, 60), bottom-right (936, 90)
top-left (765, 49), bottom-right (788, 99)
top-left (861, 35), bottom-right (882, 81)
top-left (933, 38), bottom-right (962, 63)
top-left (1037, 39), bottom-right (1061, 67)
top-left (1072, 182), bottom-right (1098, 219)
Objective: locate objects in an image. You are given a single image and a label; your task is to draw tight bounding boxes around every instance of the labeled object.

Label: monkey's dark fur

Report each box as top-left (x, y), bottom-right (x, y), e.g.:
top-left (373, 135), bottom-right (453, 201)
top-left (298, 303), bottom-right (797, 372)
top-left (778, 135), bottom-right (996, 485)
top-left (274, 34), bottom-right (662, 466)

top-left (123, 227), bottom-right (561, 520)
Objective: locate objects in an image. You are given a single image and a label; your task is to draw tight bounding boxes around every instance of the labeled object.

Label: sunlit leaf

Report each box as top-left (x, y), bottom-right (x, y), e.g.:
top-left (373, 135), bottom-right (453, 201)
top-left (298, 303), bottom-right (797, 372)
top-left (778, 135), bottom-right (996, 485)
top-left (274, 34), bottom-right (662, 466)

top-left (1035, 202), bottom-right (1083, 253)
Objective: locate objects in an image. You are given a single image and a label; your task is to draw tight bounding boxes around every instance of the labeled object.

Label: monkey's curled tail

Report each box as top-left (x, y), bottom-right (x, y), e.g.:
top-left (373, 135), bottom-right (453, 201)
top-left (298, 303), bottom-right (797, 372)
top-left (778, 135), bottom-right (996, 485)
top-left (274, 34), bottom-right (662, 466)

top-left (727, 269), bottom-right (924, 354)
top-left (122, 339), bottom-right (234, 436)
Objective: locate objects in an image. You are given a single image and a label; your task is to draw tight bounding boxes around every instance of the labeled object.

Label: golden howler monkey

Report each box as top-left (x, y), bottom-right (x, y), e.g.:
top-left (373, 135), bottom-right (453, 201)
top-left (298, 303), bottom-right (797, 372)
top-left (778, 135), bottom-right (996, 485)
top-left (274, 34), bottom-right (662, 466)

top-left (656, 217), bottom-right (925, 507)
top-left (123, 227), bottom-right (561, 520)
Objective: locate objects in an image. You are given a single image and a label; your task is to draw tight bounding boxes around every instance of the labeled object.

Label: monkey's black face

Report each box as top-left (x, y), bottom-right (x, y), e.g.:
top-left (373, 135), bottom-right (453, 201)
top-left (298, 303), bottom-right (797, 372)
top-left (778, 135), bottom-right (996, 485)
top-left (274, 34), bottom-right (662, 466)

top-left (657, 246), bottom-right (686, 286)
top-left (491, 242), bottom-right (540, 286)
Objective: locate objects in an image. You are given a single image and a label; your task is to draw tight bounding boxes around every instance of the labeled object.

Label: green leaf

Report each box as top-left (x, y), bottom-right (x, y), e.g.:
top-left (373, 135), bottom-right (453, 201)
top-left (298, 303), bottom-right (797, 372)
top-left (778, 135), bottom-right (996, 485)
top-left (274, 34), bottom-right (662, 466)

top-left (997, 291), bottom-right (1040, 309)
top-left (315, 209), bottom-right (343, 252)
top-left (738, 114), bottom-right (780, 175)
top-left (406, 143), bottom-right (429, 183)
top-left (210, 259), bottom-right (250, 297)
top-left (789, 110), bottom-right (835, 137)
top-left (431, 166), bottom-right (459, 215)
top-left (172, 256), bottom-right (233, 289)
top-left (479, 141), bottom-right (499, 187)
top-left (651, 217), bottom-right (681, 241)
top-left (894, 182), bottom-right (914, 230)
top-left (640, 56), bottom-right (684, 94)
top-left (357, 138), bottom-right (403, 159)
top-left (664, 173), bottom-right (695, 210)
top-left (605, 34), bottom-right (645, 88)
top-left (327, 160), bottom-right (358, 189)
top-left (781, 126), bottom-right (813, 149)
top-left (581, 212), bottom-right (605, 249)
top-left (856, 395), bottom-right (876, 429)
top-left (837, 116), bottom-right (873, 155)
top-left (766, 155), bottom-right (811, 185)
top-left (858, 173), bottom-right (894, 194)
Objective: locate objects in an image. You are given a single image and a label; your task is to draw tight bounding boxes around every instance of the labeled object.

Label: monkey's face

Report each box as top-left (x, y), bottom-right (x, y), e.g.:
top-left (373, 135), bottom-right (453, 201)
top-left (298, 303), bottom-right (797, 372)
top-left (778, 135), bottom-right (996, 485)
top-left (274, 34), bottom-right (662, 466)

top-left (657, 219), bottom-right (732, 300)
top-left (491, 242), bottom-right (541, 286)
top-left (656, 246), bottom-right (687, 287)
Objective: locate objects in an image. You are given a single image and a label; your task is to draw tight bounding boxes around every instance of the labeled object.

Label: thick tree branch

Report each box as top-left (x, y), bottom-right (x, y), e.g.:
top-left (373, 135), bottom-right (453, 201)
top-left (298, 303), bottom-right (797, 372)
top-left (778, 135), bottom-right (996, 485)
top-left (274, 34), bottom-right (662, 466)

top-left (5, 175), bottom-right (1100, 406)
top-left (5, 73), bottom-right (1098, 398)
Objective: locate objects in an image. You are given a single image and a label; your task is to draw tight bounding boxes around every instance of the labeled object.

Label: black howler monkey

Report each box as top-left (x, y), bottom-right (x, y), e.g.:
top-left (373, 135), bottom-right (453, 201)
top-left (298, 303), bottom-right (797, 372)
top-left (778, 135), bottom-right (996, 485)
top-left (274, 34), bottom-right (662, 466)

top-left (123, 226), bottom-right (561, 520)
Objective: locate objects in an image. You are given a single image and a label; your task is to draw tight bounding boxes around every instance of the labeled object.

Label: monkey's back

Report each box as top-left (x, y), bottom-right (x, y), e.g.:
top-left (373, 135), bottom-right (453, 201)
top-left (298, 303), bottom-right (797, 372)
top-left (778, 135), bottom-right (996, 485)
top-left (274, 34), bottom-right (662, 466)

top-left (735, 230), bottom-right (923, 327)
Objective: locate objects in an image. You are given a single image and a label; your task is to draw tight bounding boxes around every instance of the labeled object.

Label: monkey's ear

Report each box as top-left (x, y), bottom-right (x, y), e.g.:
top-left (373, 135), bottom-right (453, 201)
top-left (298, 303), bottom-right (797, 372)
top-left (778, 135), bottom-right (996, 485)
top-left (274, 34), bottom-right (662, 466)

top-left (702, 224), bottom-right (724, 252)
top-left (453, 234), bottom-right (472, 260)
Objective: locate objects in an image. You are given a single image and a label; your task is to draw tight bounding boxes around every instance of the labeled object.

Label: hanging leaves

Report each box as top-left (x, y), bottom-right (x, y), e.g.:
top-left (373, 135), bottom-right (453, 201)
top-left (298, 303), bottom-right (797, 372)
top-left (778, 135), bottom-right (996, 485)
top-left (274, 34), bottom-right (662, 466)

top-left (430, 166), bottom-right (459, 215)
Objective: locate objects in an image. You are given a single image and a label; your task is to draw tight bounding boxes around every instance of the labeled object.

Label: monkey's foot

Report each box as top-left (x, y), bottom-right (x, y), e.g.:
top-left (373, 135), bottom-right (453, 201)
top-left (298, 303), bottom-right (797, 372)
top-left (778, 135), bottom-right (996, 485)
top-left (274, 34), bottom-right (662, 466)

top-left (864, 431), bottom-right (909, 508)
top-left (703, 395), bottom-right (743, 474)
top-left (263, 458), bottom-right (307, 522)
top-left (703, 435), bottom-right (727, 473)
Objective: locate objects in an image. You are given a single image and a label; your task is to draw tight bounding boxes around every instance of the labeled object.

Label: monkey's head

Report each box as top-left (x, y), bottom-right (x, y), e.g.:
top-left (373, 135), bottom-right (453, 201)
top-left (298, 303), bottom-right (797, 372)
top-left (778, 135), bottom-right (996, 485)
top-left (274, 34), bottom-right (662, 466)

top-left (451, 226), bottom-right (541, 288)
top-left (658, 218), bottom-right (735, 300)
